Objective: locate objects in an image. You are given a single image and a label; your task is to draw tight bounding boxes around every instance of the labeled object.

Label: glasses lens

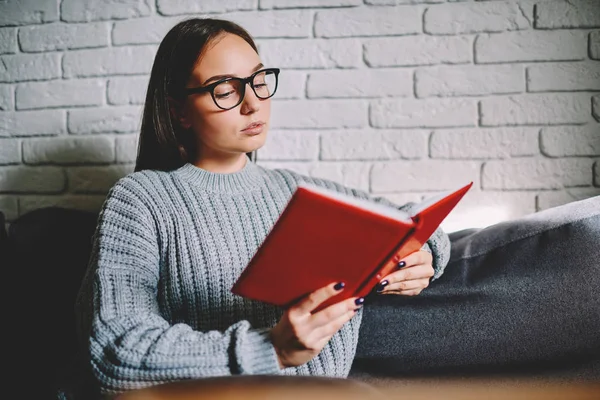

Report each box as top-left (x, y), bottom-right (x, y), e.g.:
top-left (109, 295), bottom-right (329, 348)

top-left (252, 70), bottom-right (277, 99)
top-left (213, 80), bottom-right (242, 109)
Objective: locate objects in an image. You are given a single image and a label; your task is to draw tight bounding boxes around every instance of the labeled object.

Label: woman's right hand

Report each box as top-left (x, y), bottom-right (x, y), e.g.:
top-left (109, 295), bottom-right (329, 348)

top-left (269, 282), bottom-right (364, 369)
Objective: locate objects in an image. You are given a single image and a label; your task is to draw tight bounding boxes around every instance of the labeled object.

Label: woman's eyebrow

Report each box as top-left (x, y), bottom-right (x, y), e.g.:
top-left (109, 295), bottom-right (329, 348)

top-left (202, 62), bottom-right (264, 85)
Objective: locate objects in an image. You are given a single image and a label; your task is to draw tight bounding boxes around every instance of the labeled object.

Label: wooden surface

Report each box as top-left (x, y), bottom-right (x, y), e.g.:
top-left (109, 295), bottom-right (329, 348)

top-left (115, 375), bottom-right (600, 400)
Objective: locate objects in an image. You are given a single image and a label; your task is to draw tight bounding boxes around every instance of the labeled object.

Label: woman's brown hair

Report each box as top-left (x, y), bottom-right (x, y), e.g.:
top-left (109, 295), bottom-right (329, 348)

top-left (135, 18), bottom-right (258, 172)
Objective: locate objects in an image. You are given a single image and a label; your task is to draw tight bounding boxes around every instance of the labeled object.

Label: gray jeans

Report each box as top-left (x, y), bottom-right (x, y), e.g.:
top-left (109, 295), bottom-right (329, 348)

top-left (351, 195), bottom-right (600, 380)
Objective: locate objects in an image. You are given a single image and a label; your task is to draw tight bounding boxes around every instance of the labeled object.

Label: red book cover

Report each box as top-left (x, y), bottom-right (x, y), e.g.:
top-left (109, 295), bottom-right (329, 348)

top-left (231, 182), bottom-right (473, 313)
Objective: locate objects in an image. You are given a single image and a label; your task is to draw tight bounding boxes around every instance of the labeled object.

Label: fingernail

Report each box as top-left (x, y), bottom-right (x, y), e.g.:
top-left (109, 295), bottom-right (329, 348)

top-left (334, 282), bottom-right (345, 291)
top-left (355, 297), bottom-right (364, 306)
top-left (375, 280), bottom-right (389, 293)
top-left (397, 261), bottom-right (406, 269)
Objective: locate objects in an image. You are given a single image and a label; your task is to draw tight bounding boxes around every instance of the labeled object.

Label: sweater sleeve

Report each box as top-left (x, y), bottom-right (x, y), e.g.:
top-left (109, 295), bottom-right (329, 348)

top-left (287, 173), bottom-right (451, 281)
top-left (75, 177), bottom-right (281, 395)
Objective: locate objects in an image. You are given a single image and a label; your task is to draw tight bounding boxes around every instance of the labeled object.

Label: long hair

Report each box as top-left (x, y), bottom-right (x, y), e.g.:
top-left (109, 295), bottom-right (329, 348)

top-left (135, 18), bottom-right (258, 172)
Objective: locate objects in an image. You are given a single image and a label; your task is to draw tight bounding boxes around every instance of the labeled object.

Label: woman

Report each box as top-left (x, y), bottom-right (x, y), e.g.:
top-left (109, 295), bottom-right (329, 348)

top-left (74, 18), bottom-right (450, 397)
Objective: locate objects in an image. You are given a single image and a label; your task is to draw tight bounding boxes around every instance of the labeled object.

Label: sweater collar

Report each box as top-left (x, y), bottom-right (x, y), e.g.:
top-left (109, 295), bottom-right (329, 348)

top-left (174, 158), bottom-right (265, 194)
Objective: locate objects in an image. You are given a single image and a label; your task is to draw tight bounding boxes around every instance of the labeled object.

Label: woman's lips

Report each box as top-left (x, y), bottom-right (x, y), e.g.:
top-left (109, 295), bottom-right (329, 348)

top-left (242, 123), bottom-right (264, 136)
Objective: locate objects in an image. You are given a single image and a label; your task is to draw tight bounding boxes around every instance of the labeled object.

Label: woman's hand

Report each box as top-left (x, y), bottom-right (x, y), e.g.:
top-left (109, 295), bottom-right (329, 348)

top-left (374, 250), bottom-right (434, 296)
top-left (269, 282), bottom-right (363, 369)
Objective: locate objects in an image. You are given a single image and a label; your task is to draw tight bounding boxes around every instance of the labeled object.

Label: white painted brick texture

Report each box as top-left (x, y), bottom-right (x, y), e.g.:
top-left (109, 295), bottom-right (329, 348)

top-left (0, 0), bottom-right (598, 230)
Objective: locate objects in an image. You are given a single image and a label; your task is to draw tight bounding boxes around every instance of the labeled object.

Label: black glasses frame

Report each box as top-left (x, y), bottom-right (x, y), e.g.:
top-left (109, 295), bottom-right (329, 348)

top-left (184, 68), bottom-right (280, 110)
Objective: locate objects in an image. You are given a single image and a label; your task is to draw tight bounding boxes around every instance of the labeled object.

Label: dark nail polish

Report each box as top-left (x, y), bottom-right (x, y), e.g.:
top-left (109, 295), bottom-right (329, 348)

top-left (334, 282), bottom-right (345, 291)
top-left (397, 261), bottom-right (406, 269)
top-left (375, 280), bottom-right (389, 293)
top-left (355, 297), bottom-right (364, 306)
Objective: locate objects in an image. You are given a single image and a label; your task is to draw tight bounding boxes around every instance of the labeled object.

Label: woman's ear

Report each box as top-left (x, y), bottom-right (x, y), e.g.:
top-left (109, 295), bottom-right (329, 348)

top-left (167, 96), bottom-right (192, 129)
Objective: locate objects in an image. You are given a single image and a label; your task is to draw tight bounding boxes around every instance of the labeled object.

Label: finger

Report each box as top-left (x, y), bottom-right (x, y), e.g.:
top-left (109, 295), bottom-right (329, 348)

top-left (381, 264), bottom-right (434, 285)
top-left (381, 278), bottom-right (430, 293)
top-left (310, 296), bottom-right (364, 328)
top-left (383, 288), bottom-right (423, 296)
top-left (292, 281), bottom-right (346, 316)
top-left (394, 249), bottom-right (431, 268)
top-left (311, 306), bottom-right (360, 348)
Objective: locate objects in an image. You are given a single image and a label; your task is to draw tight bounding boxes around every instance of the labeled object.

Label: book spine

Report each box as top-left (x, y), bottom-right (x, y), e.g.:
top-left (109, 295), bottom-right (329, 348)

top-left (353, 223), bottom-right (418, 299)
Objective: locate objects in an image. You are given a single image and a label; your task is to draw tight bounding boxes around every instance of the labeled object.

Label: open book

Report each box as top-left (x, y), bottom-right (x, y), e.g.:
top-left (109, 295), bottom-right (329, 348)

top-left (231, 181), bottom-right (473, 313)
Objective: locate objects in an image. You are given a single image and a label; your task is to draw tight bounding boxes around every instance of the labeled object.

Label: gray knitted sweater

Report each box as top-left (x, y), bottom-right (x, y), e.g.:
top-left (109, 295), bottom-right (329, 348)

top-left (75, 159), bottom-right (450, 395)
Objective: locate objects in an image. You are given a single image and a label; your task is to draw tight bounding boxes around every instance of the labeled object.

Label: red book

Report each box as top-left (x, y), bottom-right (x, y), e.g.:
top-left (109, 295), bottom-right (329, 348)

top-left (231, 182), bottom-right (473, 313)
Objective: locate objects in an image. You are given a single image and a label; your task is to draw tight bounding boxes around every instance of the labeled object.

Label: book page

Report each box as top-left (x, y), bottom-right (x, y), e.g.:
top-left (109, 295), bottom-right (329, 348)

top-left (297, 183), bottom-right (414, 224)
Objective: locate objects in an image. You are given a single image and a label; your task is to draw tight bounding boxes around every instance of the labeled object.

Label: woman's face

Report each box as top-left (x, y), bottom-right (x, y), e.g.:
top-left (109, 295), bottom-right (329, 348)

top-left (178, 33), bottom-right (271, 162)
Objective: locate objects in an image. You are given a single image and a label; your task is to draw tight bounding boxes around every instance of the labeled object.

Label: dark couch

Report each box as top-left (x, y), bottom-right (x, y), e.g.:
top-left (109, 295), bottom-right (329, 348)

top-left (2, 204), bottom-right (599, 399)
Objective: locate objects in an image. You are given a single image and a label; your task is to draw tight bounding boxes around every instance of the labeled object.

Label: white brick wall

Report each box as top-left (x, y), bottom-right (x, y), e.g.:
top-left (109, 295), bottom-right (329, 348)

top-left (1, 0), bottom-right (599, 232)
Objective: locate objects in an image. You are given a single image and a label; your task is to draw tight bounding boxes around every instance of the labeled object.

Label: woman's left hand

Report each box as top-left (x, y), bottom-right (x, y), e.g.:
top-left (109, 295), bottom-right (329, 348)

top-left (374, 250), bottom-right (434, 296)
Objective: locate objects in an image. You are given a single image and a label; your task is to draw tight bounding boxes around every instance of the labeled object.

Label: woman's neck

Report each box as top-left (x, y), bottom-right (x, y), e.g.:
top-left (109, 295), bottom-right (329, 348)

top-left (193, 153), bottom-right (248, 174)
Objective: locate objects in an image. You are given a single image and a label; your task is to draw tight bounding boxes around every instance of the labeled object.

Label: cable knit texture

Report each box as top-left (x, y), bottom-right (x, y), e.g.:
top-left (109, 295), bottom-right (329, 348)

top-left (75, 159), bottom-right (450, 396)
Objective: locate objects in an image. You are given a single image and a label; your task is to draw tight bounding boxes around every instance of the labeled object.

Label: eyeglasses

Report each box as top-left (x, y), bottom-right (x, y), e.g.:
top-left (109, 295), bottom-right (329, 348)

top-left (184, 68), bottom-right (280, 110)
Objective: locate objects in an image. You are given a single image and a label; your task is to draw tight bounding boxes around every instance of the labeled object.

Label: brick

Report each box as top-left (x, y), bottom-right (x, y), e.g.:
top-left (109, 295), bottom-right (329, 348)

top-left (260, 0), bottom-right (361, 8)
top-left (0, 0), bottom-right (58, 26)
top-left (112, 17), bottom-right (180, 45)
top-left (315, 6), bottom-right (421, 37)
top-left (107, 76), bottom-right (149, 105)
top-left (0, 138), bottom-right (21, 164)
top-left (475, 31), bottom-right (587, 63)
top-left (483, 158), bottom-right (594, 189)
top-left (591, 31), bottom-right (600, 59)
top-left (0, 166), bottom-right (65, 193)
top-left (480, 93), bottom-right (591, 126)
top-left (63, 46), bottom-right (156, 78)
top-left (595, 161), bottom-right (600, 186)
top-left (537, 188), bottom-right (600, 211)
top-left (541, 125), bottom-right (600, 157)
top-left (0, 84), bottom-right (14, 111)
top-left (307, 69), bottom-right (412, 99)
top-left (67, 164), bottom-right (134, 193)
top-left (16, 79), bottom-right (105, 110)
top-left (416, 64), bottom-right (524, 98)
top-left (19, 195), bottom-right (107, 215)
top-left (370, 98), bottom-right (475, 128)
top-left (116, 135), bottom-right (139, 163)
top-left (431, 127), bottom-right (539, 159)
top-left (535, 0), bottom-right (600, 29)
top-left (259, 39), bottom-right (361, 69)
top-left (594, 95), bottom-right (600, 122)
top-left (0, 110), bottom-right (66, 137)
top-left (157, 0), bottom-right (256, 15)
top-left (270, 100), bottom-right (367, 129)
top-left (68, 106), bottom-right (143, 134)
top-left (23, 136), bottom-right (115, 165)
top-left (364, 36), bottom-right (471, 67)
top-left (19, 22), bottom-right (109, 53)
top-left (61, 0), bottom-right (152, 22)
top-left (309, 162), bottom-right (371, 192)
top-left (276, 70), bottom-right (304, 99)
top-left (439, 191), bottom-right (537, 232)
top-left (258, 131), bottom-right (319, 160)
top-left (0, 196), bottom-right (18, 221)
top-left (371, 160), bottom-right (480, 192)
top-left (0, 28), bottom-right (17, 54)
top-left (0, 53), bottom-right (61, 82)
top-left (425, 1), bottom-right (529, 34)
top-left (366, 0), bottom-right (444, 4)
top-left (527, 61), bottom-right (600, 92)
top-left (321, 129), bottom-right (429, 160)
top-left (227, 10), bottom-right (312, 38)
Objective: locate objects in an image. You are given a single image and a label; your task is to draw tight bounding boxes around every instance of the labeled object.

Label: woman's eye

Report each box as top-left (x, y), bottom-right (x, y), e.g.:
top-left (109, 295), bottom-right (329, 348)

top-left (254, 83), bottom-right (267, 88)
top-left (215, 91), bottom-right (234, 98)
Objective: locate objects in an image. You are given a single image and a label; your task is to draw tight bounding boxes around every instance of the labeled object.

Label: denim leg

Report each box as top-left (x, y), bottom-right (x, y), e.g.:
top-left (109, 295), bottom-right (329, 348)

top-left (351, 195), bottom-right (600, 380)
